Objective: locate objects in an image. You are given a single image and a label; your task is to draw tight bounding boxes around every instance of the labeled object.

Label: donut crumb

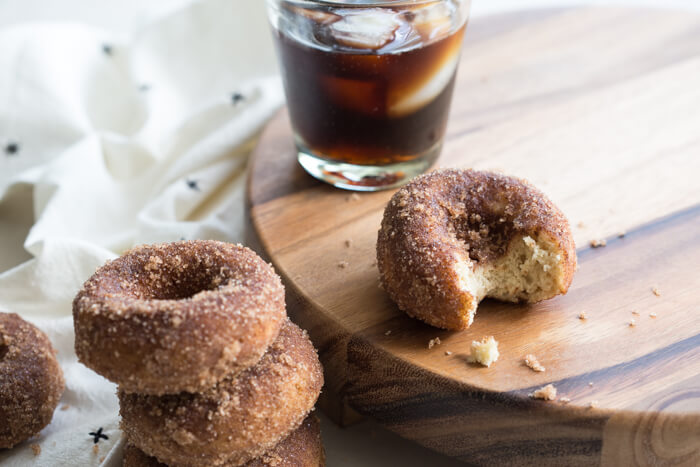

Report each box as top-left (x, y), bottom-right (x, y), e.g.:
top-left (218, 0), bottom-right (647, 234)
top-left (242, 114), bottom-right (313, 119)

top-left (337, 261), bottom-right (349, 269)
top-left (31, 444), bottom-right (41, 456)
top-left (468, 336), bottom-right (499, 367)
top-left (650, 312), bottom-right (657, 318)
top-left (578, 311), bottom-right (587, 320)
top-left (589, 400), bottom-right (599, 409)
top-left (590, 238), bottom-right (606, 248)
top-left (92, 445), bottom-right (99, 455)
top-left (445, 350), bottom-right (452, 356)
top-left (428, 337), bottom-right (441, 349)
top-left (262, 453), bottom-right (284, 466)
top-left (652, 287), bottom-right (661, 297)
top-left (529, 384), bottom-right (557, 401)
top-left (559, 397), bottom-right (571, 404)
top-left (524, 354), bottom-right (545, 372)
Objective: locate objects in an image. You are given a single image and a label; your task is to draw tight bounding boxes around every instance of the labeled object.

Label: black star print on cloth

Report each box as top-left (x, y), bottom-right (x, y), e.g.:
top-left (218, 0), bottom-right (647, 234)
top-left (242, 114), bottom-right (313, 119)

top-left (4, 142), bottom-right (19, 156)
top-left (102, 43), bottom-right (113, 56)
top-left (231, 92), bottom-right (244, 104)
top-left (186, 179), bottom-right (201, 191)
top-left (89, 427), bottom-right (108, 444)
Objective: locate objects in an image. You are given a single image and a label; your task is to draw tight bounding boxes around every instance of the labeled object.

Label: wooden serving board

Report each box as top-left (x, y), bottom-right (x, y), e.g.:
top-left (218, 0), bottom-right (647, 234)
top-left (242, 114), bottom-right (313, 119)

top-left (246, 8), bottom-right (700, 466)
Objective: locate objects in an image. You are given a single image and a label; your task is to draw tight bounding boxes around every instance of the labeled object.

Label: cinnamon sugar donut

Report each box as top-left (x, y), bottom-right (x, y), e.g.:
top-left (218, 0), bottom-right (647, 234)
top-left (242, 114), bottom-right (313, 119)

top-left (119, 320), bottom-right (324, 467)
top-left (0, 313), bottom-right (65, 448)
top-left (123, 414), bottom-right (325, 467)
top-left (73, 240), bottom-right (286, 395)
top-left (377, 169), bottom-right (576, 330)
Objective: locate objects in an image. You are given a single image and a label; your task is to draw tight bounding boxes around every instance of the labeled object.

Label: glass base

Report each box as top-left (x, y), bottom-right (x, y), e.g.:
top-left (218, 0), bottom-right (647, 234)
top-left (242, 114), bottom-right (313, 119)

top-left (297, 143), bottom-right (441, 192)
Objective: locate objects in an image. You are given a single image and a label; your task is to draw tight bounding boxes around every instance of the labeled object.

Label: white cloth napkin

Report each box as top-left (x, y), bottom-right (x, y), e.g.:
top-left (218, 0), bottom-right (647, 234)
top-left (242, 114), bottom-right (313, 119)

top-left (0, 0), bottom-right (283, 464)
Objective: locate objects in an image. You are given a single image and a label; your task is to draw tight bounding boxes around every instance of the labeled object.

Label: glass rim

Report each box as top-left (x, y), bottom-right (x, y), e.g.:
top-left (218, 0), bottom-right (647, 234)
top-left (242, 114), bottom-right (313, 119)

top-left (273, 0), bottom-right (459, 7)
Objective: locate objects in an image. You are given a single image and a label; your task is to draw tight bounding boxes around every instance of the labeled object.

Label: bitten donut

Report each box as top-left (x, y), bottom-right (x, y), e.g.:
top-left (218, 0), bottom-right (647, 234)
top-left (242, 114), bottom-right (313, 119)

top-left (377, 169), bottom-right (576, 330)
top-left (0, 312), bottom-right (65, 448)
top-left (123, 414), bottom-right (325, 467)
top-left (73, 240), bottom-right (286, 395)
top-left (119, 320), bottom-right (324, 467)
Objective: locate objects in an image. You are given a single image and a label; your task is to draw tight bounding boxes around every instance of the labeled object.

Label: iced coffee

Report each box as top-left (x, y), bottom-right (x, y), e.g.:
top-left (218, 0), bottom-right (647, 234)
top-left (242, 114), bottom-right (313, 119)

top-left (267, 0), bottom-right (470, 190)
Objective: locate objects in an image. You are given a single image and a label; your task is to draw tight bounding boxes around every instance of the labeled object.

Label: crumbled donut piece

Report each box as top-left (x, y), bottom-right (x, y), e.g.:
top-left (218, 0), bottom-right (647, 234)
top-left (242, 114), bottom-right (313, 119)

top-left (529, 384), bottom-right (557, 401)
top-left (468, 336), bottom-right (499, 367)
top-left (524, 354), bottom-right (545, 372)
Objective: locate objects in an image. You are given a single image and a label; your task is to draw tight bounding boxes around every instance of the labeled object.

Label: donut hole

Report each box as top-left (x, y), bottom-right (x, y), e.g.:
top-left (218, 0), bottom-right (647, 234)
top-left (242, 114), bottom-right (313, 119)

top-left (116, 250), bottom-right (240, 301)
top-left (146, 270), bottom-right (224, 300)
top-left (142, 264), bottom-right (231, 301)
top-left (453, 211), bottom-right (517, 263)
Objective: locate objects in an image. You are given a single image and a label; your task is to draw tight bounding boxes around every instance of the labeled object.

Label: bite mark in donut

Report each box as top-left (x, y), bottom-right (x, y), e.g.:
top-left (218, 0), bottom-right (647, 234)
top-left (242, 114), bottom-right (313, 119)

top-left (377, 169), bottom-right (577, 330)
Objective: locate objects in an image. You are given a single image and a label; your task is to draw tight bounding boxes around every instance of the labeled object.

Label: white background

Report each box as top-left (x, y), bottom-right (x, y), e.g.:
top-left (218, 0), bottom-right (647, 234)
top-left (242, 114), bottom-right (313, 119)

top-left (1, 1), bottom-right (698, 466)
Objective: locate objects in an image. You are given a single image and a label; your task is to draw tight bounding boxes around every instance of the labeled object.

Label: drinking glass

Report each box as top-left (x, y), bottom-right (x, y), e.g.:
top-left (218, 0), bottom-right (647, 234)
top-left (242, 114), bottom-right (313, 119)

top-left (266, 0), bottom-right (471, 191)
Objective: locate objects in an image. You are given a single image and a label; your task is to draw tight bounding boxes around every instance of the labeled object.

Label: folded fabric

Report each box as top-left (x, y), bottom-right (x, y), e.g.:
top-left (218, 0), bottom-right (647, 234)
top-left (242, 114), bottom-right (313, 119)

top-left (0, 0), bottom-right (283, 465)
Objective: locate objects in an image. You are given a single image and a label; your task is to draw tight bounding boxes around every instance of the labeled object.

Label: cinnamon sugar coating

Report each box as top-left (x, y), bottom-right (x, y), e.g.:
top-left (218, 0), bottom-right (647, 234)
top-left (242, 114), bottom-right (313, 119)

top-left (122, 414), bottom-right (325, 467)
top-left (377, 169), bottom-right (576, 330)
top-left (0, 313), bottom-right (65, 448)
top-left (120, 320), bottom-right (324, 467)
top-left (73, 241), bottom-right (286, 395)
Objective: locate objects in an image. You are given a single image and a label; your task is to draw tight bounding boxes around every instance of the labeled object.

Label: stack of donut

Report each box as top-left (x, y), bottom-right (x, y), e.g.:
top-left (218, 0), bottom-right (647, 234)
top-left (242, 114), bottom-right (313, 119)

top-left (72, 241), bottom-right (324, 466)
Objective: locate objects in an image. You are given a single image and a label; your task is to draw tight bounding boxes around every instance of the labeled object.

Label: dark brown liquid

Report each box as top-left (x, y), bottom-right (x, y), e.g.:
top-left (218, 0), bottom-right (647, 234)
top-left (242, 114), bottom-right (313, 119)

top-left (274, 15), bottom-right (465, 166)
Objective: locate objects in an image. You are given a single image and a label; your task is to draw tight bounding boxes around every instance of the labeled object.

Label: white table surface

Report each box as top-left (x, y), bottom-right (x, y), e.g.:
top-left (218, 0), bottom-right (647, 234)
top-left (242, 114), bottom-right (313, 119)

top-left (1, 1), bottom-right (699, 465)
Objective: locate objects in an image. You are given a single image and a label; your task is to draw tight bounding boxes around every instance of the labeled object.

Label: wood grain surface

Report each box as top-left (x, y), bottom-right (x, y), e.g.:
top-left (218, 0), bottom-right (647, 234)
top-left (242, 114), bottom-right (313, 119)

top-left (246, 8), bottom-right (700, 466)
